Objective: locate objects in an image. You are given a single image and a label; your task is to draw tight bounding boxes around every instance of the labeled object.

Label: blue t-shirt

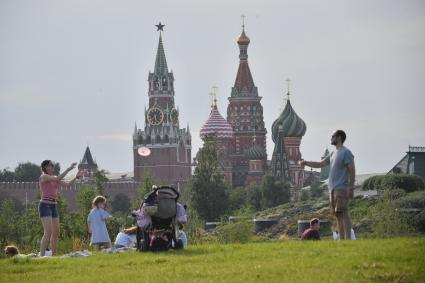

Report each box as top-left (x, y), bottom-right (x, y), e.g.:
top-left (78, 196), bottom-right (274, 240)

top-left (324, 146), bottom-right (354, 191)
top-left (87, 207), bottom-right (111, 244)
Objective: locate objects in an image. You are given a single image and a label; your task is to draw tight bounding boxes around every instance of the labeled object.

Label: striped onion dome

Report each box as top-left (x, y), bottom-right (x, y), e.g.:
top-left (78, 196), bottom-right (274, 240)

top-left (272, 100), bottom-right (306, 142)
top-left (200, 105), bottom-right (234, 140)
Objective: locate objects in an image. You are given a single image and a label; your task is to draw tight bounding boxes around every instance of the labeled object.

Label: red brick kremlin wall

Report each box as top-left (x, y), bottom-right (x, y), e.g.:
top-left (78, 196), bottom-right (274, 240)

top-left (0, 181), bottom-right (141, 212)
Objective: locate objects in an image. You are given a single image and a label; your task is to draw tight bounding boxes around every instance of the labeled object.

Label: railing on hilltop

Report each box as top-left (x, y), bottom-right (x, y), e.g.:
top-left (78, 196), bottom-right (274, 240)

top-left (409, 146), bottom-right (425, 153)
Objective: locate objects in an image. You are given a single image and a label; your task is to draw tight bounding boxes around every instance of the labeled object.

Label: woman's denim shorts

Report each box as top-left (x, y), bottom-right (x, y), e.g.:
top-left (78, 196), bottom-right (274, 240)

top-left (39, 202), bottom-right (59, 218)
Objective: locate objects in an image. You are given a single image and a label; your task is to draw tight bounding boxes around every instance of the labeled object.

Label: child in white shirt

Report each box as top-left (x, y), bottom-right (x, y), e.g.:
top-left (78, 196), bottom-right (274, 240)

top-left (87, 196), bottom-right (112, 250)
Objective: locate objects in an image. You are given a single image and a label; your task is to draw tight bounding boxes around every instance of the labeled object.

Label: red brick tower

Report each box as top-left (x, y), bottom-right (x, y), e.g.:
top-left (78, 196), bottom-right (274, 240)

top-left (226, 24), bottom-right (267, 186)
top-left (133, 23), bottom-right (191, 190)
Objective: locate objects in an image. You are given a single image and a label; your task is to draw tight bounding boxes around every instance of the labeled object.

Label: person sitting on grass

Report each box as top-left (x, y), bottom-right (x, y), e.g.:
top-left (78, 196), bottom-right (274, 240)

top-left (301, 218), bottom-right (321, 240)
top-left (114, 226), bottom-right (137, 248)
top-left (87, 196), bottom-right (112, 250)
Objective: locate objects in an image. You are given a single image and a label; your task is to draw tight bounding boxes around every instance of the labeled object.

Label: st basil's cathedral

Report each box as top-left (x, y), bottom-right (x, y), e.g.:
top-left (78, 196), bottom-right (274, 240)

top-left (200, 24), bottom-right (309, 199)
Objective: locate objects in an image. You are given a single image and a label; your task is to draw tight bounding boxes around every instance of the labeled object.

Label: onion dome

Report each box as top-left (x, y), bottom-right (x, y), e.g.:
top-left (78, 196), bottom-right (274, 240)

top-left (272, 99), bottom-right (306, 142)
top-left (237, 29), bottom-right (250, 45)
top-left (245, 143), bottom-right (266, 160)
top-left (200, 98), bottom-right (234, 140)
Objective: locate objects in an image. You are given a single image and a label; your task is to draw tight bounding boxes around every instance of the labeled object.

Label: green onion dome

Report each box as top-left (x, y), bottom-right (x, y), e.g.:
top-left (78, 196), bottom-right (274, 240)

top-left (245, 143), bottom-right (267, 160)
top-left (272, 100), bottom-right (306, 142)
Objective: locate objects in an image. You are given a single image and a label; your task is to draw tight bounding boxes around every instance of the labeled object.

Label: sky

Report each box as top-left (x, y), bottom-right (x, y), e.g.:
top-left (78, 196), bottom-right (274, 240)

top-left (0, 0), bottom-right (424, 175)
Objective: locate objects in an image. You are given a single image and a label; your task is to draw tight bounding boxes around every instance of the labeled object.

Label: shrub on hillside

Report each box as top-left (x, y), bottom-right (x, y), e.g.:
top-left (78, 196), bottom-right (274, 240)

top-left (215, 220), bottom-right (254, 244)
top-left (368, 191), bottom-right (415, 238)
top-left (381, 174), bottom-right (424, 193)
top-left (363, 174), bottom-right (424, 193)
top-left (393, 191), bottom-right (425, 209)
top-left (184, 209), bottom-right (205, 245)
top-left (300, 190), bottom-right (310, 201)
top-left (413, 211), bottom-right (425, 233)
top-left (387, 189), bottom-right (407, 200)
top-left (362, 175), bottom-right (385, 190)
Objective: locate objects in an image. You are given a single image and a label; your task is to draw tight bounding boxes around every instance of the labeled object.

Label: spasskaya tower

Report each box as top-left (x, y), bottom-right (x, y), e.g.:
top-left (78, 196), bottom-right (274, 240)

top-left (133, 22), bottom-right (191, 189)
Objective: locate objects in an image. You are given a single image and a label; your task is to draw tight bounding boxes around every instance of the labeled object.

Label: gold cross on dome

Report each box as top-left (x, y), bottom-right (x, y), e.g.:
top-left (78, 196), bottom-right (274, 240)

top-left (209, 86), bottom-right (218, 108)
top-left (285, 78), bottom-right (291, 101)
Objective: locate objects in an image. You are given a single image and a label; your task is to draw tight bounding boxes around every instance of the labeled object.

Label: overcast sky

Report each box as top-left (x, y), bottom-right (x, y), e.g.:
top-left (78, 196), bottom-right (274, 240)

top-left (1, 0), bottom-right (424, 175)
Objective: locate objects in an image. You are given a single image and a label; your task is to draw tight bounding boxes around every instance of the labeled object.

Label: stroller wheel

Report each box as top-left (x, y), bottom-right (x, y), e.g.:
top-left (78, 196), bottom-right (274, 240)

top-left (175, 239), bottom-right (184, 250)
top-left (141, 239), bottom-right (149, 252)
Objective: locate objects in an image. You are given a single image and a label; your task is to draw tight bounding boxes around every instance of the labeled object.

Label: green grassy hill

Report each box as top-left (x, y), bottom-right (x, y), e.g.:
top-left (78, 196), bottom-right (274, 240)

top-left (1, 238), bottom-right (424, 283)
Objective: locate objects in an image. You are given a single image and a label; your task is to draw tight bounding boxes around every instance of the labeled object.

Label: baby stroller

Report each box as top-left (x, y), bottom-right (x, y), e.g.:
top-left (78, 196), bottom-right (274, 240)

top-left (133, 186), bottom-right (186, 252)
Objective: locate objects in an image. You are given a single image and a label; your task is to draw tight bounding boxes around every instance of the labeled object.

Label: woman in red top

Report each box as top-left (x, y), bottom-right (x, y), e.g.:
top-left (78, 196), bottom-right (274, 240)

top-left (39, 160), bottom-right (82, 256)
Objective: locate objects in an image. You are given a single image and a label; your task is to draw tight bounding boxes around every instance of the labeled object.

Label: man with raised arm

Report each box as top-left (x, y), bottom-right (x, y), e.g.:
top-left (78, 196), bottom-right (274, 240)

top-left (300, 130), bottom-right (355, 240)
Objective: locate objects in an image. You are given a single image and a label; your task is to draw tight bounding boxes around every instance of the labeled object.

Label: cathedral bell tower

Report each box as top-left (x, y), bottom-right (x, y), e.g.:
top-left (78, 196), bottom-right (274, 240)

top-left (226, 21), bottom-right (267, 187)
top-left (133, 23), bottom-right (191, 189)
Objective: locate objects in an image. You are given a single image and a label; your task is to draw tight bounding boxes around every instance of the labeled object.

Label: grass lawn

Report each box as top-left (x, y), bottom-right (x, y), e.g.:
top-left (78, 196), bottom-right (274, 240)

top-left (1, 238), bottom-right (424, 283)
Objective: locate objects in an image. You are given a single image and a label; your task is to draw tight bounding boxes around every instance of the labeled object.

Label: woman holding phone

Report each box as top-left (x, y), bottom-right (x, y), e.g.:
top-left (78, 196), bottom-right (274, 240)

top-left (39, 160), bottom-right (83, 256)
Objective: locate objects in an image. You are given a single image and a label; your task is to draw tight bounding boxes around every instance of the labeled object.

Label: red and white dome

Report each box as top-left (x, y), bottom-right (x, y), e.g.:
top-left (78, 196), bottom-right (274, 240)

top-left (200, 105), bottom-right (234, 140)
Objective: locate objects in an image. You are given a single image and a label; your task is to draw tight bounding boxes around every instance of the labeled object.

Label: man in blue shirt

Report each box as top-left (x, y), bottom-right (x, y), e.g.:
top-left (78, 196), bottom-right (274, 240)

top-left (300, 130), bottom-right (356, 240)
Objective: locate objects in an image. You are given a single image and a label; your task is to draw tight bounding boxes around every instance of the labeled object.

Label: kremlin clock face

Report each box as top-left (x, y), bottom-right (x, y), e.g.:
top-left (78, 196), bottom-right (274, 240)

top-left (171, 108), bottom-right (179, 125)
top-left (147, 107), bottom-right (164, 126)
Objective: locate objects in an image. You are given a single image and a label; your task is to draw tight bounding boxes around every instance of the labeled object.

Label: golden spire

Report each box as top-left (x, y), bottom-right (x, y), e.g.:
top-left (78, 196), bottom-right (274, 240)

top-left (237, 14), bottom-right (250, 44)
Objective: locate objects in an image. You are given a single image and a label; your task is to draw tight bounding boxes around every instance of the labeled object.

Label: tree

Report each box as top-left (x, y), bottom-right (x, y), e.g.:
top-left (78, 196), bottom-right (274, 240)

top-left (310, 181), bottom-right (324, 198)
top-left (189, 137), bottom-right (229, 221)
top-left (77, 185), bottom-right (97, 214)
top-left (140, 169), bottom-right (159, 198)
top-left (261, 175), bottom-right (291, 209)
top-left (111, 193), bottom-right (131, 213)
top-left (246, 184), bottom-right (263, 211)
top-left (0, 168), bottom-right (15, 182)
top-left (94, 170), bottom-right (109, 195)
top-left (7, 161), bottom-right (60, 182)
top-left (228, 187), bottom-right (248, 213)
top-left (14, 162), bottom-right (40, 182)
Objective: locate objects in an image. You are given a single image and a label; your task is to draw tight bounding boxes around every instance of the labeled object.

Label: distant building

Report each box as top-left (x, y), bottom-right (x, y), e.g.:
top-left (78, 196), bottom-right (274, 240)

top-left (133, 23), bottom-right (191, 189)
top-left (78, 146), bottom-right (98, 180)
top-left (390, 146), bottom-right (425, 179)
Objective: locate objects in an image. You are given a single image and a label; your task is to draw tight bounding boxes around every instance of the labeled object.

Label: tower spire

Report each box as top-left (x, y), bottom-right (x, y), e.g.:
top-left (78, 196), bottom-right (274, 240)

top-left (234, 19), bottom-right (254, 93)
top-left (154, 23), bottom-right (168, 76)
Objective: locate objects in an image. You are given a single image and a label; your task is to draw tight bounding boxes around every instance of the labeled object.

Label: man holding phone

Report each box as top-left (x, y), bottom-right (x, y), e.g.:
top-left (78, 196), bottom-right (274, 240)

top-left (300, 130), bottom-right (355, 240)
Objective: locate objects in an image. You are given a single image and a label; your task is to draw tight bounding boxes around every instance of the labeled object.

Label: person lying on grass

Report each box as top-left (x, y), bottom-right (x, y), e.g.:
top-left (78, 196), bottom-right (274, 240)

top-left (4, 245), bottom-right (19, 257)
top-left (301, 218), bottom-right (321, 240)
top-left (114, 226), bottom-right (137, 248)
top-left (3, 245), bottom-right (41, 258)
top-left (88, 196), bottom-right (112, 250)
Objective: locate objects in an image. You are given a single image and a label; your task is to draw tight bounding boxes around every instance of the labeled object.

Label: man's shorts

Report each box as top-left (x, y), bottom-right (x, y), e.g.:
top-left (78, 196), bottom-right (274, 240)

top-left (39, 202), bottom-right (59, 218)
top-left (330, 189), bottom-right (349, 214)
